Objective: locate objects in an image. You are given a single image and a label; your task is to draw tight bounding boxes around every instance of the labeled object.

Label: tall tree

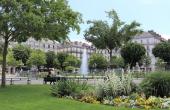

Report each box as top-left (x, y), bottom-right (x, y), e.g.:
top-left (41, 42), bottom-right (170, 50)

top-left (0, 0), bottom-right (81, 87)
top-left (12, 44), bottom-right (31, 65)
top-left (85, 10), bottom-right (142, 62)
top-left (121, 42), bottom-right (146, 68)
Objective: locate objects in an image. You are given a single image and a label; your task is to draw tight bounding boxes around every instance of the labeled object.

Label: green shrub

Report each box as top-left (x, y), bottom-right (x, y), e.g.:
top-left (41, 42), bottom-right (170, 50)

top-left (95, 73), bottom-right (135, 101)
top-left (140, 71), bottom-right (170, 97)
top-left (51, 80), bottom-right (89, 98)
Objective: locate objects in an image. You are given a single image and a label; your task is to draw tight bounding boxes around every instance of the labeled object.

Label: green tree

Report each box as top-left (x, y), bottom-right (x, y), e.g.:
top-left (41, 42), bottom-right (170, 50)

top-left (85, 10), bottom-right (142, 62)
top-left (12, 44), bottom-right (31, 65)
top-left (152, 42), bottom-right (170, 64)
top-left (65, 55), bottom-right (81, 67)
top-left (57, 52), bottom-right (68, 71)
top-left (7, 50), bottom-right (22, 67)
top-left (45, 51), bottom-right (57, 69)
top-left (27, 50), bottom-right (46, 71)
top-left (110, 56), bottom-right (125, 68)
top-left (121, 42), bottom-right (146, 68)
top-left (140, 55), bottom-right (151, 67)
top-left (89, 53), bottom-right (108, 70)
top-left (0, 0), bottom-right (81, 87)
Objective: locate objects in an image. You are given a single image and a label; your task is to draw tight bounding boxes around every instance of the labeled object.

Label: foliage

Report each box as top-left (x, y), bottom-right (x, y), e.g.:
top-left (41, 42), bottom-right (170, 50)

top-left (153, 41), bottom-right (170, 64)
top-left (65, 54), bottom-right (81, 67)
top-left (110, 95), bottom-right (170, 109)
top-left (56, 52), bottom-right (68, 71)
top-left (65, 66), bottom-right (75, 72)
top-left (27, 50), bottom-right (46, 68)
top-left (89, 53), bottom-right (108, 69)
top-left (155, 58), bottom-right (166, 70)
top-left (0, 40), bottom-right (3, 55)
top-left (95, 73), bottom-right (134, 101)
top-left (140, 71), bottom-right (170, 97)
top-left (85, 9), bottom-right (142, 61)
top-left (51, 80), bottom-right (89, 98)
top-left (110, 56), bottom-right (125, 68)
top-left (7, 49), bottom-right (22, 66)
top-left (45, 51), bottom-right (58, 69)
top-left (0, 55), bottom-right (2, 65)
top-left (79, 95), bottom-right (100, 104)
top-left (121, 42), bottom-right (146, 68)
top-left (12, 44), bottom-right (31, 65)
top-left (0, 0), bottom-right (82, 87)
top-left (141, 55), bottom-right (151, 67)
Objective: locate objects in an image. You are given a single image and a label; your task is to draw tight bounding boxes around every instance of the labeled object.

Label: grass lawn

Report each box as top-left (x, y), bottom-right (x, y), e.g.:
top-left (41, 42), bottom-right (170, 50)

top-left (0, 85), bottom-right (140, 110)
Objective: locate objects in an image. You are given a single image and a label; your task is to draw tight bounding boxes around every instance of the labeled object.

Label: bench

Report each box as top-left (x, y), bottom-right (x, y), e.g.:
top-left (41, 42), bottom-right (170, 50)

top-left (43, 76), bottom-right (67, 84)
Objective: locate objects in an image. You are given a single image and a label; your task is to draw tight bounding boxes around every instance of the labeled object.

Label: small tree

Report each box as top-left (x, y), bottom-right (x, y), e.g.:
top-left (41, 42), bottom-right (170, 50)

top-left (12, 44), bottom-right (31, 65)
top-left (110, 56), bottom-right (125, 68)
top-left (140, 55), bottom-right (151, 67)
top-left (57, 53), bottom-right (68, 71)
top-left (45, 51), bottom-right (58, 69)
top-left (7, 50), bottom-right (22, 67)
top-left (27, 50), bottom-right (46, 71)
top-left (153, 42), bottom-right (170, 64)
top-left (89, 53), bottom-right (108, 70)
top-left (65, 55), bottom-right (81, 67)
top-left (121, 42), bottom-right (146, 68)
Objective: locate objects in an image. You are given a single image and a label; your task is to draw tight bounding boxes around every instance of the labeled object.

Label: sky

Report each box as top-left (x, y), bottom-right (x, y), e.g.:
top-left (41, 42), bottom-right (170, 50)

top-left (67, 0), bottom-right (170, 42)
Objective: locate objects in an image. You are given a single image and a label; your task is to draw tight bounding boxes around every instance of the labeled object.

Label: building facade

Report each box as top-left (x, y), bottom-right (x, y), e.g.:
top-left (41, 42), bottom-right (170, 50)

top-left (132, 31), bottom-right (166, 70)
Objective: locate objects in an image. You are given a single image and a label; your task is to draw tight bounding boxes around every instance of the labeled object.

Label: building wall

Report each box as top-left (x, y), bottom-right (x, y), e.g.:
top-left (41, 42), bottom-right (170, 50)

top-left (132, 31), bottom-right (165, 70)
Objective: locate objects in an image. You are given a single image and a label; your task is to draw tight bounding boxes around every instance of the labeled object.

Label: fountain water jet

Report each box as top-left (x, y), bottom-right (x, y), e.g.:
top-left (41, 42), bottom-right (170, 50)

top-left (80, 48), bottom-right (88, 75)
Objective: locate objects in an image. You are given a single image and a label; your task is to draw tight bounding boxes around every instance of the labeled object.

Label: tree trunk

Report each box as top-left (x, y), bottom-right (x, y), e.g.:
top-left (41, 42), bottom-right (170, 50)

top-left (109, 50), bottom-right (112, 63)
top-left (1, 39), bottom-right (8, 88)
top-left (109, 50), bottom-right (112, 69)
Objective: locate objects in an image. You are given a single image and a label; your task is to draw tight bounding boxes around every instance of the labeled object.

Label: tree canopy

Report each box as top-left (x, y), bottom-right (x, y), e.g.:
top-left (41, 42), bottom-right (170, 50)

top-left (85, 10), bottom-right (142, 62)
top-left (65, 54), bottom-right (81, 67)
top-left (89, 53), bottom-right (108, 70)
top-left (152, 42), bottom-right (170, 64)
top-left (56, 52), bottom-right (68, 71)
top-left (121, 42), bottom-right (146, 68)
top-left (0, 0), bottom-right (82, 87)
top-left (45, 51), bottom-right (58, 69)
top-left (110, 56), bottom-right (125, 68)
top-left (7, 49), bottom-right (22, 67)
top-left (27, 50), bottom-right (46, 69)
top-left (12, 44), bottom-right (31, 65)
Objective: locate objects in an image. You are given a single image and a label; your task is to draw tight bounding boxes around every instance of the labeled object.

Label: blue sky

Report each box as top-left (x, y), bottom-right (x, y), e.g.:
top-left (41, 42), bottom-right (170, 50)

top-left (68, 0), bottom-right (170, 41)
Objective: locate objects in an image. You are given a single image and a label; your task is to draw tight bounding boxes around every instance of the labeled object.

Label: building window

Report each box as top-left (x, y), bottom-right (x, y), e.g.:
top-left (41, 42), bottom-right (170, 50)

top-left (141, 40), bottom-right (143, 43)
top-left (43, 44), bottom-right (45, 48)
top-left (48, 45), bottom-right (50, 49)
top-left (147, 46), bottom-right (150, 51)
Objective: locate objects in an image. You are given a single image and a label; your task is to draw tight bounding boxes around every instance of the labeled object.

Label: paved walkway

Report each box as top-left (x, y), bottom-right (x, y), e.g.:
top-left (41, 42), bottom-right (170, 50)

top-left (0, 77), bottom-right (143, 85)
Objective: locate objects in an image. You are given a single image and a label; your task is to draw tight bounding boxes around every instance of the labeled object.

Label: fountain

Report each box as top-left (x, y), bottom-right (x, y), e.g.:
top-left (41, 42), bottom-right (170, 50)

top-left (80, 48), bottom-right (88, 75)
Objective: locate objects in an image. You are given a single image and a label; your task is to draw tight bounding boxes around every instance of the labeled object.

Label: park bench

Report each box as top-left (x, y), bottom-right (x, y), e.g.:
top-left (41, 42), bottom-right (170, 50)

top-left (43, 76), bottom-right (67, 84)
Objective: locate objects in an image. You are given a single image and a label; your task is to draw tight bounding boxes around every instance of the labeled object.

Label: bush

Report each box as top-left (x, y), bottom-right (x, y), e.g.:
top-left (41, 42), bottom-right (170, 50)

top-left (51, 80), bottom-right (89, 98)
top-left (95, 73), bottom-right (135, 101)
top-left (140, 71), bottom-right (170, 97)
